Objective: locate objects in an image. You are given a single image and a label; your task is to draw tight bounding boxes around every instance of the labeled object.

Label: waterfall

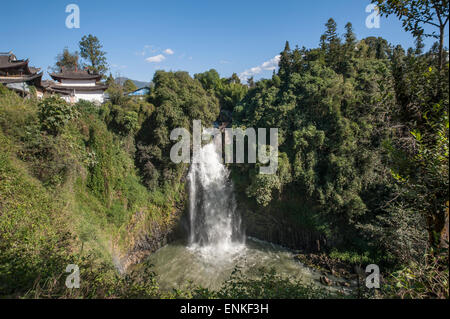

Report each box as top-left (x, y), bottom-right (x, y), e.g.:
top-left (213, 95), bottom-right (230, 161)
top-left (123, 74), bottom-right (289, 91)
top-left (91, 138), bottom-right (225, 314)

top-left (187, 142), bottom-right (244, 258)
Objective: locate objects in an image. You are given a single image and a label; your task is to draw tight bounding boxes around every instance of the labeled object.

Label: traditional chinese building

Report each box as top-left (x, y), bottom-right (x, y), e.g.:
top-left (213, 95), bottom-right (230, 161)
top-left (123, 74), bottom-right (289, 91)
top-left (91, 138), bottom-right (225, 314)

top-left (47, 69), bottom-right (107, 104)
top-left (0, 51), bottom-right (44, 97)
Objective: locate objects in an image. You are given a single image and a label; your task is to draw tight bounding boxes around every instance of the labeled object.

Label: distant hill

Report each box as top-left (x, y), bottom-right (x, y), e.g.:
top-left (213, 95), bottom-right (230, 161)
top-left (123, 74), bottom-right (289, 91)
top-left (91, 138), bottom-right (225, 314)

top-left (115, 77), bottom-right (150, 89)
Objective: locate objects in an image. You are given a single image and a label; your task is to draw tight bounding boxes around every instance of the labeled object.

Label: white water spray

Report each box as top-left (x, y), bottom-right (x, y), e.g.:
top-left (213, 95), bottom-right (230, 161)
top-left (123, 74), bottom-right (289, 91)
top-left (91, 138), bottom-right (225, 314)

top-left (187, 142), bottom-right (245, 260)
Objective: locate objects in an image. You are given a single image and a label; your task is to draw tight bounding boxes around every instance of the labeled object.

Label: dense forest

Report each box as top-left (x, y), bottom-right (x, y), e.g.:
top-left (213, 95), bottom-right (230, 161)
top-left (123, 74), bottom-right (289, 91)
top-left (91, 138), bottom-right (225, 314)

top-left (0, 0), bottom-right (448, 299)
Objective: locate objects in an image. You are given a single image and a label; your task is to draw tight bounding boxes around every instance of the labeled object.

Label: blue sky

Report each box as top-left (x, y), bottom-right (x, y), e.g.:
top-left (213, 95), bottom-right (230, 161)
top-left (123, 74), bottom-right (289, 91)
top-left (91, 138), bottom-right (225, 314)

top-left (0, 0), bottom-right (438, 82)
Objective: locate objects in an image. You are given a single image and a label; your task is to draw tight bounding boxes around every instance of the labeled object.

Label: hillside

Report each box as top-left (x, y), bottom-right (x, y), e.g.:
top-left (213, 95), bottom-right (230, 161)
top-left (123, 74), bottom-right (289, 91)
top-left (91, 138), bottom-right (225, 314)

top-left (0, 85), bottom-right (183, 297)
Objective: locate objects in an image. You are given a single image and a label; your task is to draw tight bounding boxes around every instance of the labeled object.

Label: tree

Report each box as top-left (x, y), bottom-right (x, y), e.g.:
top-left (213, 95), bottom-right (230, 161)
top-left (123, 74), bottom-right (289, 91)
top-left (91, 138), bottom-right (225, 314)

top-left (123, 79), bottom-right (138, 93)
top-left (324, 18), bottom-right (339, 44)
top-left (194, 69), bottom-right (222, 91)
top-left (247, 77), bottom-right (256, 88)
top-left (388, 106), bottom-right (449, 250)
top-left (54, 47), bottom-right (80, 72)
top-left (278, 41), bottom-right (292, 83)
top-left (344, 22), bottom-right (357, 48)
top-left (291, 45), bottom-right (304, 73)
top-left (415, 34), bottom-right (426, 54)
top-left (321, 18), bottom-right (342, 68)
top-left (194, 69), bottom-right (248, 112)
top-left (363, 37), bottom-right (391, 59)
top-left (373, 0), bottom-right (449, 71)
top-left (375, 1), bottom-right (449, 252)
top-left (228, 73), bottom-right (241, 84)
top-left (79, 34), bottom-right (108, 76)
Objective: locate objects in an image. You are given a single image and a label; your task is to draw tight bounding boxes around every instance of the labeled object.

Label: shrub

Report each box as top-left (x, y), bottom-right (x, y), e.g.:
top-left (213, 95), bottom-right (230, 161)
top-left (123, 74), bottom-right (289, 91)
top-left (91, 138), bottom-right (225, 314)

top-left (383, 251), bottom-right (449, 299)
top-left (190, 267), bottom-right (334, 299)
top-left (38, 96), bottom-right (77, 136)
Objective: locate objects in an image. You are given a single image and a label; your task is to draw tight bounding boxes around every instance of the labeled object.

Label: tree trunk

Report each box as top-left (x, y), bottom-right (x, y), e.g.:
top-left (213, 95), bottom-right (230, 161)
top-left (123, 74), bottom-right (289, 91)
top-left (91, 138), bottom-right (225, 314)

top-left (439, 25), bottom-right (444, 72)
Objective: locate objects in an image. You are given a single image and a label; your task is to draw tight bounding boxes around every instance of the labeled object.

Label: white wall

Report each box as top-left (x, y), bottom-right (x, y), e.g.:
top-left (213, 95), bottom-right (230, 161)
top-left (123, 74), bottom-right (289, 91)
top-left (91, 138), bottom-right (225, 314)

top-left (60, 79), bottom-right (96, 86)
top-left (61, 91), bottom-right (104, 104)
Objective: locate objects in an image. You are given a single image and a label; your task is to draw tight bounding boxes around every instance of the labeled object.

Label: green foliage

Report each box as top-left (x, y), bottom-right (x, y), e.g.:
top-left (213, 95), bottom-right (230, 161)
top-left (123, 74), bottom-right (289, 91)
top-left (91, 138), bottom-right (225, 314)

top-left (233, 35), bottom-right (395, 247)
top-left (38, 96), bottom-right (77, 136)
top-left (0, 84), bottom-right (39, 139)
top-left (0, 93), bottom-right (76, 187)
top-left (0, 87), bottom-right (181, 298)
top-left (194, 69), bottom-right (248, 113)
top-left (246, 173), bottom-right (281, 207)
top-left (25, 262), bottom-right (161, 299)
top-left (105, 81), bottom-right (126, 105)
top-left (373, 0), bottom-right (449, 71)
top-left (373, 0), bottom-right (448, 39)
top-left (329, 249), bottom-right (372, 265)
top-left (79, 34), bottom-right (108, 76)
top-left (103, 83), bottom-right (154, 137)
top-left (231, 16), bottom-right (448, 278)
top-left (190, 267), bottom-right (334, 299)
top-left (19, 130), bottom-right (74, 187)
top-left (76, 99), bottom-right (98, 115)
top-left (382, 251), bottom-right (449, 299)
top-left (0, 132), bottom-right (75, 295)
top-left (388, 104), bottom-right (449, 249)
top-left (136, 71), bottom-right (220, 188)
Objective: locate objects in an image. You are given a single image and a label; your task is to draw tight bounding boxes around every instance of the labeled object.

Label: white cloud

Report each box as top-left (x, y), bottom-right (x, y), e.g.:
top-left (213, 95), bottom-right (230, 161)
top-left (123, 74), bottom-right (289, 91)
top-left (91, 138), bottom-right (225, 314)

top-left (146, 54), bottom-right (166, 63)
top-left (220, 60), bottom-right (231, 64)
top-left (239, 55), bottom-right (281, 81)
top-left (164, 48), bottom-right (174, 55)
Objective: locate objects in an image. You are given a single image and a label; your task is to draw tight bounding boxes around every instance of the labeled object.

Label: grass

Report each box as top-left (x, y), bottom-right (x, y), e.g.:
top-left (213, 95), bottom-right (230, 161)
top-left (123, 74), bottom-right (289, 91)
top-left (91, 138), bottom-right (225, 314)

top-left (0, 131), bottom-right (76, 296)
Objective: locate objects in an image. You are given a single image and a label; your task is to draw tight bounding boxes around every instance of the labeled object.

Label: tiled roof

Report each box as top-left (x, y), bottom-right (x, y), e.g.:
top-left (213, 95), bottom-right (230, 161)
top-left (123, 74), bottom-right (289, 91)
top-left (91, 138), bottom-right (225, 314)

top-left (50, 70), bottom-right (102, 81)
top-left (0, 72), bottom-right (43, 84)
top-left (0, 55), bottom-right (29, 70)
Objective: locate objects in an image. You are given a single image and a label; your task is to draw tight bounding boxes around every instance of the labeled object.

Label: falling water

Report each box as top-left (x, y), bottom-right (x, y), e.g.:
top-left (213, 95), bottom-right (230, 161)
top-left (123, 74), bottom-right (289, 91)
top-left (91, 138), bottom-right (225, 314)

top-left (187, 142), bottom-right (245, 260)
top-left (138, 141), bottom-right (352, 291)
top-left (134, 140), bottom-right (352, 292)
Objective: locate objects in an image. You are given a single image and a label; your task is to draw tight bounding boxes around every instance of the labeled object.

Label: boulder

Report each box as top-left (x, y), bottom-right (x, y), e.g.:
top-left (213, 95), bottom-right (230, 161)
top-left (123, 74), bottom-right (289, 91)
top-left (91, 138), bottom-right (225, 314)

top-left (320, 276), bottom-right (332, 286)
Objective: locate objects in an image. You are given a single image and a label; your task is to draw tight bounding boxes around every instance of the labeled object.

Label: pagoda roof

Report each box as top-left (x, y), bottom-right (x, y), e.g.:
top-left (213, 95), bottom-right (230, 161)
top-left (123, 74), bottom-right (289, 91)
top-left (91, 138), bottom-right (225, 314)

top-left (0, 52), bottom-right (41, 76)
top-left (0, 56), bottom-right (29, 70)
top-left (0, 72), bottom-right (43, 85)
top-left (50, 70), bottom-right (102, 81)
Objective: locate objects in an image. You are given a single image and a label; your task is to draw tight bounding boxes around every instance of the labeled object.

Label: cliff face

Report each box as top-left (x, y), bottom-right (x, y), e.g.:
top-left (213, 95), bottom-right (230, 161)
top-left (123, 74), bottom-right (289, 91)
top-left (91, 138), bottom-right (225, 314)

top-left (114, 200), bottom-right (186, 273)
top-left (228, 164), bottom-right (336, 253)
top-left (241, 207), bottom-right (327, 252)
top-left (236, 194), bottom-right (330, 253)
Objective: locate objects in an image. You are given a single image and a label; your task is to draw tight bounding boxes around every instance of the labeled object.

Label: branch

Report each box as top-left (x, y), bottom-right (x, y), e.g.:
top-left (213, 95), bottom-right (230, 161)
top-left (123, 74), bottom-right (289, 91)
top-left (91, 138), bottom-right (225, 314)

top-left (415, 18), bottom-right (440, 28)
top-left (432, 0), bottom-right (443, 25)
